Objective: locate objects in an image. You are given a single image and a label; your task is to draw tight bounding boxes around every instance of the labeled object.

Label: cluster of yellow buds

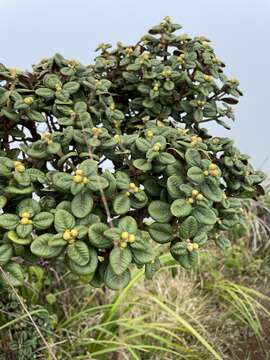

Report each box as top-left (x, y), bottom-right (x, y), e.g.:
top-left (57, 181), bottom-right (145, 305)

top-left (91, 127), bottom-right (102, 137)
top-left (41, 132), bottom-right (53, 145)
top-left (20, 212), bottom-right (32, 225)
top-left (197, 100), bottom-right (205, 108)
top-left (152, 82), bottom-right (160, 92)
top-left (119, 231), bottom-right (136, 248)
top-left (125, 47), bottom-right (133, 55)
top-left (63, 228), bottom-right (78, 243)
top-left (55, 83), bottom-right (62, 92)
top-left (129, 182), bottom-right (139, 193)
top-left (186, 240), bottom-right (199, 252)
top-left (162, 67), bottom-right (172, 78)
top-left (146, 130), bottom-right (154, 139)
top-left (140, 51), bottom-right (150, 64)
top-left (191, 189), bottom-right (203, 201)
top-left (14, 161), bottom-right (25, 173)
top-left (228, 78), bottom-right (239, 86)
top-left (179, 33), bottom-right (189, 43)
top-left (68, 59), bottom-right (79, 68)
top-left (114, 134), bottom-right (122, 143)
top-left (73, 169), bottom-right (88, 184)
top-left (212, 57), bottom-right (221, 65)
top-left (177, 53), bottom-right (185, 64)
top-left (152, 142), bottom-right (161, 152)
top-left (191, 135), bottom-right (203, 147)
top-left (203, 74), bottom-right (212, 82)
top-left (9, 68), bottom-right (20, 77)
top-left (208, 163), bottom-right (219, 177)
top-left (23, 97), bottom-right (34, 105)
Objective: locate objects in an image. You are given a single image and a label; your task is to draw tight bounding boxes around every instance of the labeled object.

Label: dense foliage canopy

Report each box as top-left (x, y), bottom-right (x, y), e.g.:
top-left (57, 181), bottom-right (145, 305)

top-left (0, 17), bottom-right (265, 289)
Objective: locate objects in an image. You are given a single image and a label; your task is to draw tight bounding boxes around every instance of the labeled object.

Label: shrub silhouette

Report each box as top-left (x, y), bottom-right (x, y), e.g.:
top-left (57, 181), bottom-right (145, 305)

top-left (0, 17), bottom-right (265, 289)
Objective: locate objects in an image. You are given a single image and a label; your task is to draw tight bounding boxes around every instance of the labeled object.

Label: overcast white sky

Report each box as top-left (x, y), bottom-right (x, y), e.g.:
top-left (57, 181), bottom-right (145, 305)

top-left (1, 0), bottom-right (269, 173)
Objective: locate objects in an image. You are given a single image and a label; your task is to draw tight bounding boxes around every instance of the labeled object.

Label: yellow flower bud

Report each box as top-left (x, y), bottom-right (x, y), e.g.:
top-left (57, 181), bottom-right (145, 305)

top-left (186, 243), bottom-right (194, 252)
top-left (129, 183), bottom-right (136, 189)
top-left (193, 243), bottom-right (199, 250)
top-left (191, 189), bottom-right (199, 198)
top-left (153, 143), bottom-right (161, 152)
top-left (24, 97), bottom-right (34, 105)
top-left (70, 229), bottom-right (78, 238)
top-left (121, 231), bottom-right (129, 240)
top-left (146, 130), bottom-right (154, 139)
top-left (133, 186), bottom-right (139, 193)
top-left (128, 234), bottom-right (136, 243)
top-left (73, 175), bottom-right (83, 183)
top-left (210, 169), bottom-right (219, 177)
top-left (98, 256), bottom-right (104, 262)
top-left (125, 191), bottom-right (130, 197)
top-left (55, 83), bottom-right (62, 92)
top-left (203, 170), bottom-right (209, 176)
top-left (75, 169), bottom-right (84, 176)
top-left (196, 194), bottom-right (204, 201)
top-left (20, 217), bottom-right (30, 225)
top-left (119, 241), bottom-right (127, 248)
top-left (188, 197), bottom-right (194, 204)
top-left (15, 164), bottom-right (25, 173)
top-left (21, 212), bottom-right (30, 218)
top-left (63, 230), bottom-right (71, 241)
top-left (203, 75), bottom-right (211, 82)
top-left (208, 163), bottom-right (217, 170)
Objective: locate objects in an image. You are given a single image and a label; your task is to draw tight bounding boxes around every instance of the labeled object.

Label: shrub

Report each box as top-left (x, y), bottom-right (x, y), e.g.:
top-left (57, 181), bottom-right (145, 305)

top-left (0, 17), bottom-right (265, 289)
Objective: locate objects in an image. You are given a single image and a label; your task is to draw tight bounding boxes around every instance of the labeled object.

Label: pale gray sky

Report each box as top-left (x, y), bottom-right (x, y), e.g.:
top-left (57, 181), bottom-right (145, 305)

top-left (1, 0), bottom-right (269, 173)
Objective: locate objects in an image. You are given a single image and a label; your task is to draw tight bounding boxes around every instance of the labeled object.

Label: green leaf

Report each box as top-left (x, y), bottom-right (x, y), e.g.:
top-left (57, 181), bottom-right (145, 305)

top-left (47, 142), bottom-right (61, 154)
top-left (215, 237), bottom-right (231, 250)
top-left (118, 216), bottom-right (138, 233)
top-left (135, 138), bottom-right (151, 152)
top-left (148, 201), bottom-right (172, 222)
top-left (16, 224), bottom-right (32, 238)
top-left (130, 238), bottom-right (155, 264)
top-left (27, 110), bottom-right (45, 122)
top-left (109, 247), bottom-right (132, 275)
top-left (71, 192), bottom-right (93, 218)
top-left (193, 206), bottom-right (217, 225)
top-left (185, 149), bottom-right (201, 166)
top-left (88, 223), bottom-right (112, 249)
top-left (179, 216), bottom-right (198, 239)
top-left (133, 159), bottom-right (152, 171)
top-left (0, 195), bottom-right (7, 209)
top-left (0, 244), bottom-right (13, 266)
top-left (31, 234), bottom-right (63, 258)
top-left (113, 194), bottom-right (131, 215)
top-left (148, 222), bottom-right (173, 243)
top-left (158, 152), bottom-right (176, 165)
top-left (0, 214), bottom-right (19, 230)
top-left (7, 230), bottom-right (32, 245)
top-left (63, 81), bottom-right (80, 94)
top-left (170, 199), bottom-right (192, 218)
top-left (187, 167), bottom-right (205, 183)
top-left (67, 241), bottom-right (90, 266)
top-left (33, 212), bottom-right (54, 230)
top-left (2, 262), bottom-right (24, 286)
top-left (164, 80), bottom-right (175, 91)
top-left (35, 88), bottom-right (55, 99)
top-left (67, 247), bottom-right (98, 275)
top-left (54, 209), bottom-right (75, 233)
top-left (201, 177), bottom-right (223, 202)
top-left (52, 172), bottom-right (73, 190)
top-left (170, 242), bottom-right (187, 258)
top-left (167, 175), bottom-right (183, 198)
top-left (104, 264), bottom-right (131, 290)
